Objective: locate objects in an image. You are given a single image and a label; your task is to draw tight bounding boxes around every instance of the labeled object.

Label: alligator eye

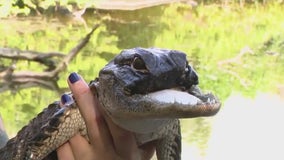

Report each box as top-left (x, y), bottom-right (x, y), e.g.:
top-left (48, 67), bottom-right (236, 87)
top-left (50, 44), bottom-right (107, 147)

top-left (131, 57), bottom-right (148, 73)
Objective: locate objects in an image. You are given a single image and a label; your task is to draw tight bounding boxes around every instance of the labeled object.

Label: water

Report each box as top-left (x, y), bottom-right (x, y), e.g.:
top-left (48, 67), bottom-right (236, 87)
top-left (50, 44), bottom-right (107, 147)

top-left (1, 3), bottom-right (284, 158)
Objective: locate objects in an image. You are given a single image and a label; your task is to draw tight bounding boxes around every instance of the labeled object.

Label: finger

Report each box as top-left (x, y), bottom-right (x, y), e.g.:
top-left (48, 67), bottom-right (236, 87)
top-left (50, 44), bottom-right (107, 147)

top-left (57, 95), bottom-right (76, 160)
top-left (102, 111), bottom-right (141, 159)
top-left (67, 72), bottom-right (113, 150)
top-left (60, 93), bottom-right (73, 106)
top-left (59, 95), bottom-right (97, 160)
top-left (139, 141), bottom-right (156, 160)
top-left (57, 142), bottom-right (75, 160)
top-left (102, 111), bottom-right (155, 159)
top-left (68, 134), bottom-right (96, 160)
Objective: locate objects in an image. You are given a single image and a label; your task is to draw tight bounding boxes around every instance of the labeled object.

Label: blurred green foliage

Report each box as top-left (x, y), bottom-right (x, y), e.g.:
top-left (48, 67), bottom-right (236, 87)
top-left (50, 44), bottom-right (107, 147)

top-left (0, 1), bottom-right (284, 154)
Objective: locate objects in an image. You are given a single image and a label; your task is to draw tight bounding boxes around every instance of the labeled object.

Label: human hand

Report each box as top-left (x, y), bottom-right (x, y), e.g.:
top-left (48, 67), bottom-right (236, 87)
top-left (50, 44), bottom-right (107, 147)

top-left (57, 72), bottom-right (155, 160)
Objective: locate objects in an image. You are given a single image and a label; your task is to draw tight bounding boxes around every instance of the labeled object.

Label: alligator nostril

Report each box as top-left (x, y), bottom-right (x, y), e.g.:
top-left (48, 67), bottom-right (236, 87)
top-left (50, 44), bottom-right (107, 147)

top-left (182, 65), bottom-right (199, 87)
top-left (190, 69), bottom-right (199, 85)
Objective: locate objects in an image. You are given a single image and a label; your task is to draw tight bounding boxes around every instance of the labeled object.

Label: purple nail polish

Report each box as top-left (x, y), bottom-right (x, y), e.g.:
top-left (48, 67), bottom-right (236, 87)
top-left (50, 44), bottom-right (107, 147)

top-left (69, 72), bottom-right (80, 84)
top-left (61, 94), bottom-right (71, 104)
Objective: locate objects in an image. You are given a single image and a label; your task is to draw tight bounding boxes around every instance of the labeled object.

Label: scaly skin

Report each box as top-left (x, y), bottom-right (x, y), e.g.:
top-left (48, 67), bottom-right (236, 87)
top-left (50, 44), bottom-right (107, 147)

top-left (0, 47), bottom-right (221, 160)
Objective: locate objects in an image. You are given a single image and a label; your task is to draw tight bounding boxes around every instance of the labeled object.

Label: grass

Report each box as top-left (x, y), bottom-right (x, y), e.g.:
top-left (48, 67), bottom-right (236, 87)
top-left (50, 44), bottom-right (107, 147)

top-left (155, 3), bottom-right (284, 99)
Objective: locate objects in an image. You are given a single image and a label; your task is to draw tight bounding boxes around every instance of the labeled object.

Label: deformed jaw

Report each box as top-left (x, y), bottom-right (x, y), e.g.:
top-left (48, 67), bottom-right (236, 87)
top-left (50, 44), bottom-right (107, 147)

top-left (141, 85), bottom-right (221, 118)
top-left (146, 85), bottom-right (209, 106)
top-left (106, 84), bottom-right (221, 133)
top-left (103, 83), bottom-right (221, 120)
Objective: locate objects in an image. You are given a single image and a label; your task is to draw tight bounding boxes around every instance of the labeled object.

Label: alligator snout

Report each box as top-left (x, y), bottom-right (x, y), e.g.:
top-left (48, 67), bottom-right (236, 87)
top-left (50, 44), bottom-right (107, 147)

top-left (178, 64), bottom-right (199, 90)
top-left (187, 64), bottom-right (199, 85)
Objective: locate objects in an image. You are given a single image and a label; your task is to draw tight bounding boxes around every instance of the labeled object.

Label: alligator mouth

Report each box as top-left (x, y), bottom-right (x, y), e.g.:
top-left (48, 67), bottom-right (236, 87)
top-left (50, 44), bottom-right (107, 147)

top-left (139, 84), bottom-right (221, 118)
top-left (109, 84), bottom-right (220, 133)
top-left (96, 74), bottom-right (220, 133)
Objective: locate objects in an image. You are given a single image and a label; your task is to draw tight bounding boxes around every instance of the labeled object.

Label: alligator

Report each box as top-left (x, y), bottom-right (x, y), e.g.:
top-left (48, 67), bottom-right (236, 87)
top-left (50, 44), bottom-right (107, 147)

top-left (0, 47), bottom-right (221, 160)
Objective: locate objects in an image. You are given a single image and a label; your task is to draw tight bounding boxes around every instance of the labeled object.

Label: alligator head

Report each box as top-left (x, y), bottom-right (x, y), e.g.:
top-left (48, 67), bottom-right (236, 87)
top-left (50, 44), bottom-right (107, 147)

top-left (95, 47), bottom-right (221, 133)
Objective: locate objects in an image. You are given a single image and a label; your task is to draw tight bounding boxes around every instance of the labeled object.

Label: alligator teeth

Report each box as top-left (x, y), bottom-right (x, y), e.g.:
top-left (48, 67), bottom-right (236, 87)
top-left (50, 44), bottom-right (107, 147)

top-left (187, 85), bottom-right (202, 96)
top-left (207, 98), bottom-right (211, 103)
top-left (147, 89), bottom-right (201, 105)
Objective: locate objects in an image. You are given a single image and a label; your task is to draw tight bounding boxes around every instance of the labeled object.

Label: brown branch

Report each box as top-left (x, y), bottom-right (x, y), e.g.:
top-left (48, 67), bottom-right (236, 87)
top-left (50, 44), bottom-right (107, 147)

top-left (217, 46), bottom-right (254, 88)
top-left (94, 0), bottom-right (197, 10)
top-left (50, 24), bottom-right (100, 77)
top-left (0, 78), bottom-right (60, 93)
top-left (0, 48), bottom-right (64, 68)
top-left (0, 24), bottom-right (100, 93)
top-left (219, 68), bottom-right (251, 88)
top-left (218, 46), bottom-right (254, 66)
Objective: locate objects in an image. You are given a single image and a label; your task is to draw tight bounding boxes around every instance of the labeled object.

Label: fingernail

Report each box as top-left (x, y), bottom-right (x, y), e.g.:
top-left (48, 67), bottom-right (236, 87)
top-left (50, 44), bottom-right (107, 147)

top-left (61, 94), bottom-right (72, 104)
top-left (69, 72), bottom-right (80, 84)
